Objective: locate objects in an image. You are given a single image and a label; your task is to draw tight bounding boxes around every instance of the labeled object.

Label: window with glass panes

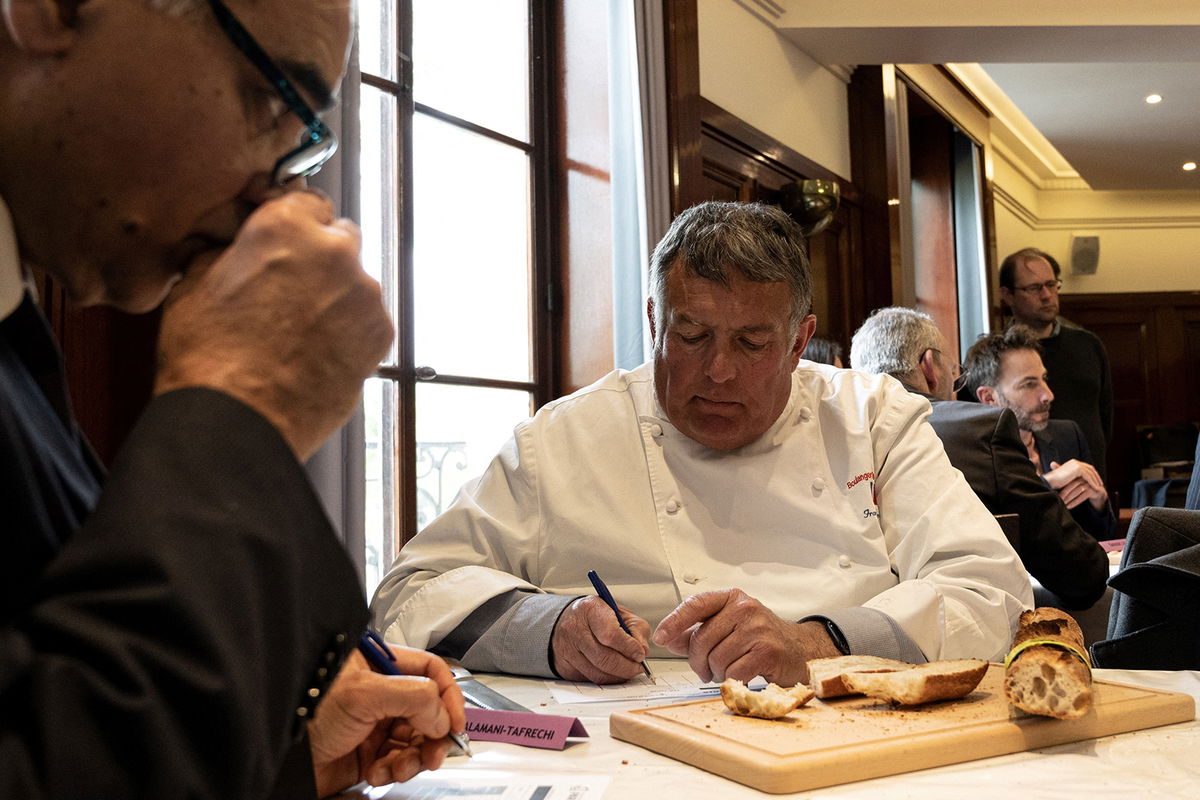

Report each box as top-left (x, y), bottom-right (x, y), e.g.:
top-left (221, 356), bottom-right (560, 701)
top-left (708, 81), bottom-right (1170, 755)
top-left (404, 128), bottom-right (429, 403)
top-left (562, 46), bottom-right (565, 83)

top-left (356, 0), bottom-right (556, 596)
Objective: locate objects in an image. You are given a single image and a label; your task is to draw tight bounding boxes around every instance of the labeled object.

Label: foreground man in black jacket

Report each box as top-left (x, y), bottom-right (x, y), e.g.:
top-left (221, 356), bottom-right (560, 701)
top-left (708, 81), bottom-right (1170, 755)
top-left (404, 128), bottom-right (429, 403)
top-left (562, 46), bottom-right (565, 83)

top-left (1, 1), bottom-right (462, 797)
top-left (850, 307), bottom-right (1107, 610)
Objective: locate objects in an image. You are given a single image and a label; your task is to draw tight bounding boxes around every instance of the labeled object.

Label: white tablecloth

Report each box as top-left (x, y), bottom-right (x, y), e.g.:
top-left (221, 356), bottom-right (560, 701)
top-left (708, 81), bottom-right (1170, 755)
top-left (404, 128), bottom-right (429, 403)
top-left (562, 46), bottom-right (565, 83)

top-left (340, 662), bottom-right (1200, 799)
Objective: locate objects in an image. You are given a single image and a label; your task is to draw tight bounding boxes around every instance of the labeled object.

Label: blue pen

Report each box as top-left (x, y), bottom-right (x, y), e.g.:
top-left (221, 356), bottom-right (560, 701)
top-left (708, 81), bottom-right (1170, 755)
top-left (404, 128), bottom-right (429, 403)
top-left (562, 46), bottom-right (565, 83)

top-left (358, 629), bottom-right (473, 757)
top-left (587, 570), bottom-right (654, 679)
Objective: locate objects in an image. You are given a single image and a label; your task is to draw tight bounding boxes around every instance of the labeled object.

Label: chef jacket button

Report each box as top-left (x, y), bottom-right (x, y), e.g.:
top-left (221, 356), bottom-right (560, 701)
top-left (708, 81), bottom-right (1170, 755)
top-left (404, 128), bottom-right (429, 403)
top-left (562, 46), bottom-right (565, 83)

top-left (838, 555), bottom-right (852, 569)
top-left (666, 498), bottom-right (680, 513)
top-left (684, 574), bottom-right (700, 584)
top-left (812, 477), bottom-right (826, 492)
top-left (799, 407), bottom-right (813, 421)
top-left (650, 424), bottom-right (664, 437)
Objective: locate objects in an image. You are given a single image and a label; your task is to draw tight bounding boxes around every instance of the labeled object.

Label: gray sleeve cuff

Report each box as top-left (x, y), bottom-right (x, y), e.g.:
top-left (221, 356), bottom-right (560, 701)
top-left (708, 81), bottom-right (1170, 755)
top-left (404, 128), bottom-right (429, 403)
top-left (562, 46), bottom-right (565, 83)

top-left (818, 607), bottom-right (928, 664)
top-left (435, 590), bottom-right (580, 678)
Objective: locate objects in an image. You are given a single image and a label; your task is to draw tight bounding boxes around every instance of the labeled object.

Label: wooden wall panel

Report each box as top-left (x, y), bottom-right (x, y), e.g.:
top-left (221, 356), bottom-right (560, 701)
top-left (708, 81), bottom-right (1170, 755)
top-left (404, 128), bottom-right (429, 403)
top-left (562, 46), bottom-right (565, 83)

top-left (1058, 291), bottom-right (1200, 503)
top-left (36, 278), bottom-right (158, 467)
top-left (696, 100), bottom-right (867, 354)
top-left (909, 113), bottom-right (960, 356)
top-left (847, 66), bottom-right (897, 317)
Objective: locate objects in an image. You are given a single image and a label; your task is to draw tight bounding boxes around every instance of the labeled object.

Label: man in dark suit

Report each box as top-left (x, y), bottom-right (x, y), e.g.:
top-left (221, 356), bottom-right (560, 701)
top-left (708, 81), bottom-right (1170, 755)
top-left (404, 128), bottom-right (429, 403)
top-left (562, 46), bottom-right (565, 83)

top-left (851, 307), bottom-right (1107, 609)
top-left (1032, 419), bottom-right (1117, 539)
top-left (2, 2), bottom-right (462, 798)
top-left (964, 327), bottom-right (1117, 541)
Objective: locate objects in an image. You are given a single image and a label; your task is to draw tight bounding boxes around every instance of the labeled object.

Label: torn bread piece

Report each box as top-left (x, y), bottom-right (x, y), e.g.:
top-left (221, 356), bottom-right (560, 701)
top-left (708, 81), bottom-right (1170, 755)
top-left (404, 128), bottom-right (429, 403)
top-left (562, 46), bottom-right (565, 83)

top-left (1004, 607), bottom-right (1093, 720)
top-left (806, 655), bottom-right (913, 698)
top-left (840, 659), bottom-right (988, 706)
top-left (720, 679), bottom-right (815, 719)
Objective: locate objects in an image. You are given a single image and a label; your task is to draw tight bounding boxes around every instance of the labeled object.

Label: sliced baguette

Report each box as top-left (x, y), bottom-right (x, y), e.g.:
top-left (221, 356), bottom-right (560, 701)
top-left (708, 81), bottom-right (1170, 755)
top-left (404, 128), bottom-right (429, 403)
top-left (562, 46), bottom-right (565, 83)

top-left (720, 679), bottom-right (815, 719)
top-left (840, 659), bottom-right (988, 706)
top-left (1003, 607), bottom-right (1093, 720)
top-left (806, 655), bottom-right (913, 698)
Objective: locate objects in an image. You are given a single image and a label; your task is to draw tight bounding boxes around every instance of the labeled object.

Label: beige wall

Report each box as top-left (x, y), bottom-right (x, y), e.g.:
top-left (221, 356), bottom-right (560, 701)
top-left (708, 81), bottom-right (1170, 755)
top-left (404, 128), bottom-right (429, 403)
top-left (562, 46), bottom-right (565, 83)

top-left (696, 0), bottom-right (852, 180)
top-left (993, 155), bottom-right (1200, 294)
top-left (696, 0), bottom-right (1200, 295)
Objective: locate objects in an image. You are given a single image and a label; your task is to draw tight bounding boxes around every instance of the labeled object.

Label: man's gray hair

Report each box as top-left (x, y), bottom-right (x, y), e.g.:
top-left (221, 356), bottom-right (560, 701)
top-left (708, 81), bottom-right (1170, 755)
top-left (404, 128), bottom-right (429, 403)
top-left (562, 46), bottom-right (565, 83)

top-left (649, 201), bottom-right (812, 334)
top-left (961, 325), bottom-right (1043, 398)
top-left (849, 307), bottom-right (941, 379)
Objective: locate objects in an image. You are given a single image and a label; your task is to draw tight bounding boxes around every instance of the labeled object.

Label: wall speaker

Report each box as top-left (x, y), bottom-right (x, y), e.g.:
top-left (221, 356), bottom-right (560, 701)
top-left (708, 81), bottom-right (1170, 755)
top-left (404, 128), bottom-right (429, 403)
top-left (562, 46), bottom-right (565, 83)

top-left (1070, 234), bottom-right (1100, 275)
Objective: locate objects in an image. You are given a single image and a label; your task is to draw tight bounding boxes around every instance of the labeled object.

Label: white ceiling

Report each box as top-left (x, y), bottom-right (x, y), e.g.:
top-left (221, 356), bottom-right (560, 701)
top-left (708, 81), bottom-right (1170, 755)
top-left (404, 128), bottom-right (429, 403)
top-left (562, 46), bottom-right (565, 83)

top-left (767, 1), bottom-right (1200, 191)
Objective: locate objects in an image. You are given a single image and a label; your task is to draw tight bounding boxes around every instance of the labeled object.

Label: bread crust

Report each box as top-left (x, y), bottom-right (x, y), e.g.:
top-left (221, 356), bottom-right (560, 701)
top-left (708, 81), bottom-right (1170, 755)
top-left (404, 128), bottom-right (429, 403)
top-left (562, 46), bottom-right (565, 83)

top-left (720, 680), bottom-right (815, 719)
top-left (1003, 608), bottom-right (1093, 720)
top-left (840, 659), bottom-right (988, 706)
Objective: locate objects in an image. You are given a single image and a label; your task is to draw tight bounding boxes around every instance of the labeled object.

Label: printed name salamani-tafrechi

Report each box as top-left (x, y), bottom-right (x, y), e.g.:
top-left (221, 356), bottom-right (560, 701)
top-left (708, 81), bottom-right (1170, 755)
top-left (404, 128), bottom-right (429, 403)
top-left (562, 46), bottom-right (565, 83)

top-left (466, 721), bottom-right (556, 740)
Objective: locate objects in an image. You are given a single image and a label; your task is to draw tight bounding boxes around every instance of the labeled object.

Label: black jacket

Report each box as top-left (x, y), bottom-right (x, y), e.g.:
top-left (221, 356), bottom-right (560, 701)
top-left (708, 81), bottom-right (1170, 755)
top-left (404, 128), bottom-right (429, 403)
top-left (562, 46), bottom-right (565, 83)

top-left (1094, 506), bottom-right (1200, 669)
top-left (918, 393), bottom-right (1108, 609)
top-left (1, 296), bottom-right (366, 799)
top-left (1034, 418), bottom-right (1117, 541)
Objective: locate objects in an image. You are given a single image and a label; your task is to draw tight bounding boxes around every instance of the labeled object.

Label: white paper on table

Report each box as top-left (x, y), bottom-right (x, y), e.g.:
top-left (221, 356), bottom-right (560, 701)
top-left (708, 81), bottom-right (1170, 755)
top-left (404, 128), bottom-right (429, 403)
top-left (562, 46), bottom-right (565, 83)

top-left (547, 660), bottom-right (765, 704)
top-left (362, 770), bottom-right (610, 800)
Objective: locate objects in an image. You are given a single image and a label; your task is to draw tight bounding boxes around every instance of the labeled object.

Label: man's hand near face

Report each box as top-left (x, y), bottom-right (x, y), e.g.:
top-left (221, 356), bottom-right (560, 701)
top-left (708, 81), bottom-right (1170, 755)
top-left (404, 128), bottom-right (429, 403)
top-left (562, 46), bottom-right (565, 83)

top-left (154, 190), bottom-right (393, 461)
top-left (1044, 459), bottom-right (1107, 511)
top-left (308, 648), bottom-right (467, 797)
top-left (550, 596), bottom-right (651, 684)
top-left (652, 589), bottom-right (843, 686)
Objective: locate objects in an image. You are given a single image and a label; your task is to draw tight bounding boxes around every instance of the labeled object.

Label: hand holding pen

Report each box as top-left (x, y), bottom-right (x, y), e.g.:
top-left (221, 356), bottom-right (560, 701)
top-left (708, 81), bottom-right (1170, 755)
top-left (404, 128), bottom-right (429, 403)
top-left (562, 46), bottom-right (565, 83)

top-left (588, 571), bottom-right (654, 680)
top-left (300, 631), bottom-right (470, 795)
top-left (549, 572), bottom-right (654, 684)
top-left (358, 630), bottom-right (472, 756)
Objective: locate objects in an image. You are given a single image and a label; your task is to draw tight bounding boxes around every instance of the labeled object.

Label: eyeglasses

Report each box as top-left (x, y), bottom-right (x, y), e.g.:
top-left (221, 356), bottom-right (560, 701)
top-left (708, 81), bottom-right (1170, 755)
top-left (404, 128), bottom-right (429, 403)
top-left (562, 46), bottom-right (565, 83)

top-left (205, 0), bottom-right (338, 185)
top-left (1011, 279), bottom-right (1062, 296)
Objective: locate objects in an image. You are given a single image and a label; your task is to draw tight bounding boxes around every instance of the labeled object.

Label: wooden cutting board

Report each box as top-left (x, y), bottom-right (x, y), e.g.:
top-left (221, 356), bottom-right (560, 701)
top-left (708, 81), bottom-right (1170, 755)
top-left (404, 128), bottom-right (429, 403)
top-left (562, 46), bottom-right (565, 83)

top-left (609, 663), bottom-right (1194, 794)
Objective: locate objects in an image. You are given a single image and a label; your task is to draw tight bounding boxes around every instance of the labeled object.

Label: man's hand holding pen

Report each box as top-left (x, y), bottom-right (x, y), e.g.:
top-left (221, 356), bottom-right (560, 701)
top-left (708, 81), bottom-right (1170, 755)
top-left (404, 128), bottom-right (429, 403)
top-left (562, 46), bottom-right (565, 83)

top-left (307, 647), bottom-right (467, 796)
top-left (551, 595), bottom-right (652, 684)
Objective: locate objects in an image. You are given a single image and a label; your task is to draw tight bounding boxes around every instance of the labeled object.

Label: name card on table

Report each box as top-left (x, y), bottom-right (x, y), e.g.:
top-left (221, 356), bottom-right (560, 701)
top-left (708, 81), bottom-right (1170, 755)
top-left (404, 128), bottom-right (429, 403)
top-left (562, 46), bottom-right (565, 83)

top-left (464, 707), bottom-right (588, 750)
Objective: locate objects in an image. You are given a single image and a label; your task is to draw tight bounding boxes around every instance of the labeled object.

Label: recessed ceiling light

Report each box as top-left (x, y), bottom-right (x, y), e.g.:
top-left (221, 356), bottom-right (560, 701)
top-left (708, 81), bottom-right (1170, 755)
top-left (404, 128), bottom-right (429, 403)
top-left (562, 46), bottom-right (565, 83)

top-left (1145, 94), bottom-right (1163, 104)
top-left (1184, 162), bottom-right (1198, 172)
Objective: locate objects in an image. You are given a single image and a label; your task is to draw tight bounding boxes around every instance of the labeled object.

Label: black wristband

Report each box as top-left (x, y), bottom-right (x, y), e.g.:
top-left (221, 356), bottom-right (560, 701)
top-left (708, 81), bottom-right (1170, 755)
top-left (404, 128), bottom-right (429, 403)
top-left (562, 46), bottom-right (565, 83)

top-left (800, 615), bottom-right (851, 655)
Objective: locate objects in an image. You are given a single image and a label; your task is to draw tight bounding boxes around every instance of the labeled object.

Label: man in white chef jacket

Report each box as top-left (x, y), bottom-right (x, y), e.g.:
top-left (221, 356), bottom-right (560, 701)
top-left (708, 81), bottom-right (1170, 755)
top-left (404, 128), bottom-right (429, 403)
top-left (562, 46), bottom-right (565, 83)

top-left (372, 201), bottom-right (1032, 686)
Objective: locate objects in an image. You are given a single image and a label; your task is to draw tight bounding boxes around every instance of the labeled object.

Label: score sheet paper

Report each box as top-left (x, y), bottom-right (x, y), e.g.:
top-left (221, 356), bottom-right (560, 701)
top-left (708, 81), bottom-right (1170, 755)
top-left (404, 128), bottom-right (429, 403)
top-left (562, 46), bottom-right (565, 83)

top-left (360, 770), bottom-right (610, 800)
top-left (546, 659), bottom-right (765, 704)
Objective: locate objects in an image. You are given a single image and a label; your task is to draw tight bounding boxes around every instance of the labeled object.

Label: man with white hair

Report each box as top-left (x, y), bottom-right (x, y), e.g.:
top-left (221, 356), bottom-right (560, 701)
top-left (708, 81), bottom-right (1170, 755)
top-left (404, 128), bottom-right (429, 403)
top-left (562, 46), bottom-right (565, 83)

top-left (2, 2), bottom-right (462, 796)
top-left (850, 307), bottom-right (1107, 609)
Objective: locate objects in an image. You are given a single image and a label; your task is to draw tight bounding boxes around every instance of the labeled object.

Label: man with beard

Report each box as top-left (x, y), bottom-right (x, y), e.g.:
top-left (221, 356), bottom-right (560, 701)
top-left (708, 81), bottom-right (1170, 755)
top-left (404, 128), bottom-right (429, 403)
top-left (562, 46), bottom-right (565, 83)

top-left (999, 248), bottom-right (1113, 481)
top-left (850, 307), bottom-right (1106, 610)
top-left (964, 327), bottom-right (1116, 541)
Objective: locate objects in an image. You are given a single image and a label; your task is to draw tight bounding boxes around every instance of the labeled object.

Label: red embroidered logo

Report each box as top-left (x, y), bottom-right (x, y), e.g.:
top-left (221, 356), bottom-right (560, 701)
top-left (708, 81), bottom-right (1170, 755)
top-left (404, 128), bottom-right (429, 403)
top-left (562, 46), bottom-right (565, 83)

top-left (845, 471), bottom-right (875, 490)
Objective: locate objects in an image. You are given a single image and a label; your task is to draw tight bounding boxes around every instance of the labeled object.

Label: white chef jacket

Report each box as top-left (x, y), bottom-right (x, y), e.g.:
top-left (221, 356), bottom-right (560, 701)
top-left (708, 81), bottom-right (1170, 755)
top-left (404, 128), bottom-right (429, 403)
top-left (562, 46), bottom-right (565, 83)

top-left (371, 362), bottom-right (1032, 673)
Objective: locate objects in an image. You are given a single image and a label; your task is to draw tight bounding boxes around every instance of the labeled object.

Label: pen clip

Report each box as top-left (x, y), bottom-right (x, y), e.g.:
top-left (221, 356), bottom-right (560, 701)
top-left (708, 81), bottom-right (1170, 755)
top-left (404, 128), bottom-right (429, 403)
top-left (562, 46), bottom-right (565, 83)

top-left (359, 628), bottom-right (399, 672)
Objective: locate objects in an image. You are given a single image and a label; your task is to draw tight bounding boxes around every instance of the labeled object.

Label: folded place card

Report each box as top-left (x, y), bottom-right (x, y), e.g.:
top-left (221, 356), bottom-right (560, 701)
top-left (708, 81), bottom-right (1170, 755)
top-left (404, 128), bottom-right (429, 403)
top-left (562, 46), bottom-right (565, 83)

top-left (464, 707), bottom-right (588, 750)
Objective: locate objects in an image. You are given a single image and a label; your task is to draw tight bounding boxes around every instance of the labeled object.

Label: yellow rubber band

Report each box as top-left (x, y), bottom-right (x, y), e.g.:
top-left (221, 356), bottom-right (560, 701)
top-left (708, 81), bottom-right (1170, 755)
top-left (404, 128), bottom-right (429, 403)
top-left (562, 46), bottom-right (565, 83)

top-left (1003, 637), bottom-right (1091, 673)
